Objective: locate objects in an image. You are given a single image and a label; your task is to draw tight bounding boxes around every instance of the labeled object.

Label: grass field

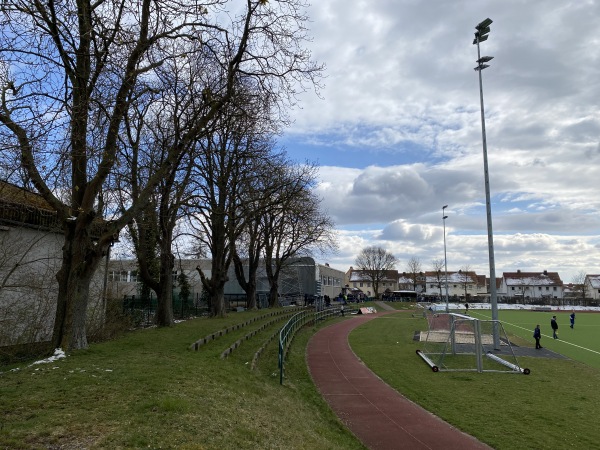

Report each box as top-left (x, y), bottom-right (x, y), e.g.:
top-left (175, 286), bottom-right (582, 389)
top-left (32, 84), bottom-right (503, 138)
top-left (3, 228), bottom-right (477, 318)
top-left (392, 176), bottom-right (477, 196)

top-left (464, 308), bottom-right (600, 369)
top-left (350, 309), bottom-right (600, 450)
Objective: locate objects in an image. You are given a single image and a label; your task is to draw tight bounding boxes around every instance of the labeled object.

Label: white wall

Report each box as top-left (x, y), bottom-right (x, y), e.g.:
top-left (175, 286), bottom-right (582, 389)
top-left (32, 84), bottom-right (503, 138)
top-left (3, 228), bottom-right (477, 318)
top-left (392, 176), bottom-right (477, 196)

top-left (0, 225), bottom-right (106, 347)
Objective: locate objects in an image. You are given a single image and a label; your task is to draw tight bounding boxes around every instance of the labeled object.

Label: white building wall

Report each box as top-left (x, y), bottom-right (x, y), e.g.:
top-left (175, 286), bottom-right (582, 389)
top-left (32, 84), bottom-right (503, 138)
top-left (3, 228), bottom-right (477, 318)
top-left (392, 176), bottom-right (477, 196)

top-left (0, 225), bottom-right (106, 347)
top-left (585, 276), bottom-right (600, 300)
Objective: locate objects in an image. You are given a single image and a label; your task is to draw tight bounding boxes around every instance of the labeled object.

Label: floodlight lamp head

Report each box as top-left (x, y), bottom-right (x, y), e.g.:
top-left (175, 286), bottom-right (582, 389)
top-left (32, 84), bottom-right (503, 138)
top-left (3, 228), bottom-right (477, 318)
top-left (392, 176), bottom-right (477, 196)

top-left (478, 56), bottom-right (494, 63)
top-left (472, 34), bottom-right (489, 45)
top-left (476, 18), bottom-right (493, 30)
top-left (442, 205), bottom-right (448, 209)
top-left (443, 216), bottom-right (448, 220)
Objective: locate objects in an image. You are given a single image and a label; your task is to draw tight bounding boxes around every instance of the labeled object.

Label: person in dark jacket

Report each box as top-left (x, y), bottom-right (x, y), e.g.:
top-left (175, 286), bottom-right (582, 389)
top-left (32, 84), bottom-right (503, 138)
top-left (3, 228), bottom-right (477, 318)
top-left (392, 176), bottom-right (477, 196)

top-left (533, 324), bottom-right (542, 349)
top-left (570, 312), bottom-right (575, 329)
top-left (551, 315), bottom-right (558, 339)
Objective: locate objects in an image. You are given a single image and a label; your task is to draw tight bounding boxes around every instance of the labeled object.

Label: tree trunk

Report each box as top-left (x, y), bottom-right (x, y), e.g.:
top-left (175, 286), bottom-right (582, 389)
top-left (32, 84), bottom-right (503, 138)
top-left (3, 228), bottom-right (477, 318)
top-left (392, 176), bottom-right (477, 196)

top-left (197, 261), bottom-right (228, 318)
top-left (52, 226), bottom-right (104, 351)
top-left (268, 281), bottom-right (279, 308)
top-left (246, 276), bottom-right (258, 310)
top-left (232, 253), bottom-right (259, 310)
top-left (155, 241), bottom-right (175, 326)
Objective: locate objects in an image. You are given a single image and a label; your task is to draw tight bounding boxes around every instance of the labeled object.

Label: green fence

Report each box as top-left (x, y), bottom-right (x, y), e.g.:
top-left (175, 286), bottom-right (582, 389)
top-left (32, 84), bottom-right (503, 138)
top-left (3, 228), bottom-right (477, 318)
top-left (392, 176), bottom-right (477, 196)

top-left (122, 293), bottom-right (207, 326)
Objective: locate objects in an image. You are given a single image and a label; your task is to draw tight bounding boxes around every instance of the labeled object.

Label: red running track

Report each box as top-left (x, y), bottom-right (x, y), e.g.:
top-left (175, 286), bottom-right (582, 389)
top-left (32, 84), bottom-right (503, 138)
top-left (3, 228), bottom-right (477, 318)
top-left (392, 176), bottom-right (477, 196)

top-left (306, 313), bottom-right (492, 450)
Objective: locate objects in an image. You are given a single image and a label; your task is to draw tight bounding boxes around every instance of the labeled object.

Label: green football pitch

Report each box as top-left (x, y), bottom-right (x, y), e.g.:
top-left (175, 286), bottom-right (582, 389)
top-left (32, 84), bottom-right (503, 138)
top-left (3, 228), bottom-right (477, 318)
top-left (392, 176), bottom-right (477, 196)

top-left (464, 308), bottom-right (600, 369)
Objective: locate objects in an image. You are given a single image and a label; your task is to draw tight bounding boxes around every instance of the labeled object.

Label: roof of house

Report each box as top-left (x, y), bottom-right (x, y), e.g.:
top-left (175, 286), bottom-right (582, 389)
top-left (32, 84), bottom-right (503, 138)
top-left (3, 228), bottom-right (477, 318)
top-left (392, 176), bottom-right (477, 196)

top-left (0, 180), bottom-right (54, 210)
top-left (0, 180), bottom-right (59, 229)
top-left (503, 271), bottom-right (563, 286)
top-left (423, 271), bottom-right (477, 284)
top-left (586, 275), bottom-right (600, 289)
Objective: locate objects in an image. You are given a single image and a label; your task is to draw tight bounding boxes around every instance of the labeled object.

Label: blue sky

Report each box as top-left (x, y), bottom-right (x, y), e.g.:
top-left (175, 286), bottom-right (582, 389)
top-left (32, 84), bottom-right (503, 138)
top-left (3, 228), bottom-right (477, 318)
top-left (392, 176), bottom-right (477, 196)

top-left (281, 0), bottom-right (600, 282)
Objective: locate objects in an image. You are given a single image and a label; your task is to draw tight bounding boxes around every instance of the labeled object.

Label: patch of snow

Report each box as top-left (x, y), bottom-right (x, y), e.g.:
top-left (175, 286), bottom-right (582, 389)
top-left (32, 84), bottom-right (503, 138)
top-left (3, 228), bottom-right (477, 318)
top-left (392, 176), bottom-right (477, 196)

top-left (30, 348), bottom-right (66, 366)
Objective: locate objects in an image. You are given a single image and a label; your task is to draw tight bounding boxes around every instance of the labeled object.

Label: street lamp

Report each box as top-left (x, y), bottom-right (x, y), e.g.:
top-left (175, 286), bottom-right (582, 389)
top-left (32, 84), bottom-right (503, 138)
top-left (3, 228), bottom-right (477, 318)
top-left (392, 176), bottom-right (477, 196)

top-left (442, 205), bottom-right (449, 312)
top-left (473, 18), bottom-right (499, 348)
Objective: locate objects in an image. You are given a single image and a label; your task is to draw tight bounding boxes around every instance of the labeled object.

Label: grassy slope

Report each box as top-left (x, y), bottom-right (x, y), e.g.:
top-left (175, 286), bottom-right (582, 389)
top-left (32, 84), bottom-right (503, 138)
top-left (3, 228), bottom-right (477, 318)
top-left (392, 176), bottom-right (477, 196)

top-left (5, 304), bottom-right (595, 449)
top-left (0, 311), bottom-right (365, 449)
top-left (349, 310), bottom-right (600, 450)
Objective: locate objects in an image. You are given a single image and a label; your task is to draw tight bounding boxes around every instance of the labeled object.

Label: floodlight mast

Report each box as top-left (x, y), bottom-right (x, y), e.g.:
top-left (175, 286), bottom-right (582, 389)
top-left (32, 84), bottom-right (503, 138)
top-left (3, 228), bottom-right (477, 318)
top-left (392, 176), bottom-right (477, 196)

top-left (473, 18), bottom-right (500, 349)
top-left (442, 205), bottom-right (449, 312)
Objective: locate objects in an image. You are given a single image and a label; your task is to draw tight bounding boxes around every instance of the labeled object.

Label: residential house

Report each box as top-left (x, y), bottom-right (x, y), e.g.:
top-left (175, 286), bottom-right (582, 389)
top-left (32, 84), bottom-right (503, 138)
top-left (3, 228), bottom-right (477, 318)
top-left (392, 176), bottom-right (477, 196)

top-left (345, 267), bottom-right (399, 299)
top-left (397, 273), bottom-right (414, 291)
top-left (422, 271), bottom-right (478, 299)
top-left (398, 272), bottom-right (426, 293)
top-left (476, 274), bottom-right (489, 298)
top-left (584, 275), bottom-right (600, 300)
top-left (498, 270), bottom-right (563, 301)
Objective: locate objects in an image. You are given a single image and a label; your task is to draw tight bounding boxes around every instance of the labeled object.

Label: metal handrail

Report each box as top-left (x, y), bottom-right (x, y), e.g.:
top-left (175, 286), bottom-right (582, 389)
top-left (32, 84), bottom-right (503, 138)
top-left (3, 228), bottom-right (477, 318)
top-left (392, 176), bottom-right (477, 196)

top-left (278, 306), bottom-right (352, 384)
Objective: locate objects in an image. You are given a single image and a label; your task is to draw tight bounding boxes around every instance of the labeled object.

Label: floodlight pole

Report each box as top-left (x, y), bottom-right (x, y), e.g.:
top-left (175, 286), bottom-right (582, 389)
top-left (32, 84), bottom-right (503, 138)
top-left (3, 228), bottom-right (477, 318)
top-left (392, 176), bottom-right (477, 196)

top-left (442, 205), bottom-right (449, 312)
top-left (473, 18), bottom-right (500, 348)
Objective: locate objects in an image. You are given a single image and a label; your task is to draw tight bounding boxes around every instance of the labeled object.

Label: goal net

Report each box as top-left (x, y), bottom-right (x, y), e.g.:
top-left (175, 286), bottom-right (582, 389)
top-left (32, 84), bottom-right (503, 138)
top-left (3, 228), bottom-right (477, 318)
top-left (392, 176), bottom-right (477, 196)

top-left (416, 313), bottom-right (529, 374)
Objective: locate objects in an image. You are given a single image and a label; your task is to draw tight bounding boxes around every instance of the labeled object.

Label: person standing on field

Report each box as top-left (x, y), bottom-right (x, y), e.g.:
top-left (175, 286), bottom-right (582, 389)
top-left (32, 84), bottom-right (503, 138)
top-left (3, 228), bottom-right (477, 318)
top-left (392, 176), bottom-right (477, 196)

top-left (551, 315), bottom-right (559, 339)
top-left (533, 324), bottom-right (542, 349)
top-left (570, 312), bottom-right (575, 329)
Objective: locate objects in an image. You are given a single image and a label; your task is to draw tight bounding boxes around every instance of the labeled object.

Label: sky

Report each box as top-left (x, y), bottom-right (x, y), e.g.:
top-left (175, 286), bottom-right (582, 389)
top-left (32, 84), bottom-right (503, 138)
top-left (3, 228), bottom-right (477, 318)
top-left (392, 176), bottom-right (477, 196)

top-left (281, 0), bottom-right (600, 283)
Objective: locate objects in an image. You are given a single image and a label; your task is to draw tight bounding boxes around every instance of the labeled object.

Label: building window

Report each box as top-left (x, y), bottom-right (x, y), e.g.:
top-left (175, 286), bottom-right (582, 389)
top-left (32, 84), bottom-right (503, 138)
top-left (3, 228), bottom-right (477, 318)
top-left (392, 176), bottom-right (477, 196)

top-left (553, 287), bottom-right (557, 291)
top-left (511, 287), bottom-right (515, 291)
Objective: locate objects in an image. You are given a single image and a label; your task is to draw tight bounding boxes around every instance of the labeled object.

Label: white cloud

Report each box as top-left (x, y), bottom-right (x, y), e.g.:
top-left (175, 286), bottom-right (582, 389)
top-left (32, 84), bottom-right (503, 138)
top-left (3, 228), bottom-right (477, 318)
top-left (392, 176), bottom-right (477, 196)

top-left (287, 1), bottom-right (600, 282)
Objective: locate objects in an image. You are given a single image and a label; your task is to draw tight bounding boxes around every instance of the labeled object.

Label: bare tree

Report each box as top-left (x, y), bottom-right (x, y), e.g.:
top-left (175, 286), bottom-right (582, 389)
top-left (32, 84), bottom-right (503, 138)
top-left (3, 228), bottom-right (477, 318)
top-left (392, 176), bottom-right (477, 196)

top-left (571, 271), bottom-right (589, 306)
top-left (262, 162), bottom-right (336, 307)
top-left (405, 257), bottom-right (422, 292)
top-left (231, 150), bottom-right (285, 310)
top-left (115, 59), bottom-right (204, 327)
top-left (189, 108), bottom-right (277, 317)
top-left (0, 0), bottom-right (322, 349)
top-left (430, 259), bottom-right (445, 299)
top-left (355, 247), bottom-right (398, 300)
top-left (459, 265), bottom-right (472, 301)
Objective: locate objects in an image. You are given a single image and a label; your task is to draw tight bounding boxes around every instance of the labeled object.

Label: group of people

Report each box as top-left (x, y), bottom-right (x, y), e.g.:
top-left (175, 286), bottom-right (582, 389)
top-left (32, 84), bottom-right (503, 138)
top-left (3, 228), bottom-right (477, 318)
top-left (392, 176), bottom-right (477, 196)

top-left (533, 312), bottom-right (575, 349)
